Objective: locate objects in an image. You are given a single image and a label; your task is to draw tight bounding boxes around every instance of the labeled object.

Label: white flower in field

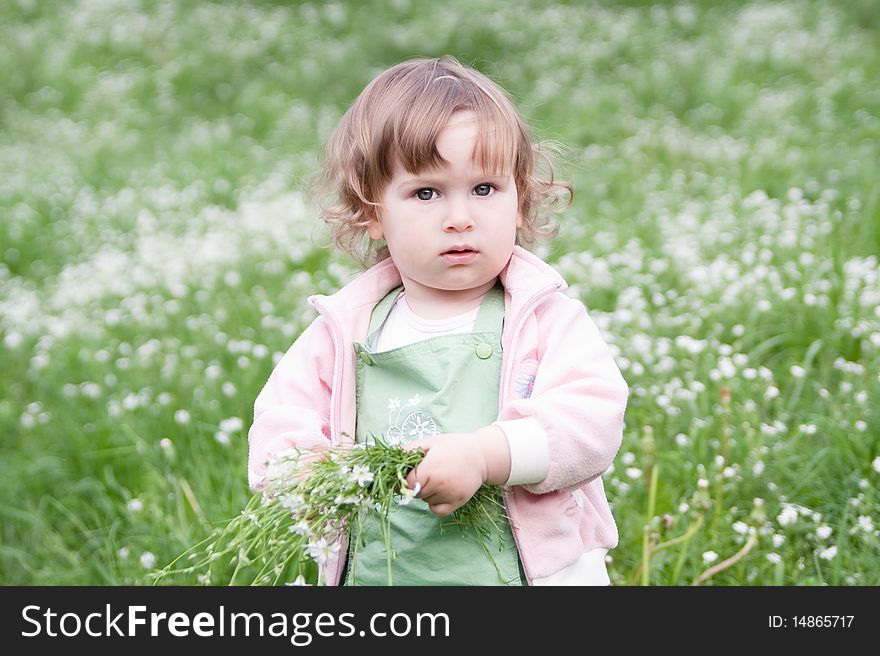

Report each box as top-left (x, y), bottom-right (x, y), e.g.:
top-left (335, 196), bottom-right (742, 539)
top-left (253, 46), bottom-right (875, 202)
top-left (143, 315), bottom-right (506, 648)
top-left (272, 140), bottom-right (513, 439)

top-left (732, 521), bottom-right (749, 535)
top-left (854, 420), bottom-right (867, 432)
top-left (815, 525), bottom-right (833, 540)
top-left (772, 534), bottom-right (785, 548)
top-left (334, 493), bottom-right (361, 506)
top-left (675, 433), bottom-right (689, 447)
top-left (752, 461), bottom-right (765, 476)
top-left (286, 575), bottom-right (311, 586)
top-left (222, 382), bottom-right (236, 397)
top-left (857, 516), bottom-right (874, 533)
top-left (350, 465), bottom-right (374, 487)
top-left (872, 456), bottom-right (880, 474)
top-left (81, 382), bottom-right (101, 398)
top-left (818, 545), bottom-right (837, 561)
top-left (214, 431), bottom-right (230, 445)
top-left (702, 550), bottom-right (718, 564)
top-left (766, 552), bottom-right (782, 564)
top-left (777, 506), bottom-right (798, 527)
top-left (723, 467), bottom-right (736, 479)
top-left (220, 417), bottom-right (244, 433)
top-left (718, 357), bottom-right (736, 379)
top-left (174, 409), bottom-right (190, 424)
top-left (398, 481), bottom-right (421, 506)
top-left (625, 467), bottom-right (642, 480)
top-left (790, 365), bottom-right (806, 378)
top-left (159, 437), bottom-right (174, 459)
top-left (307, 537), bottom-right (340, 566)
top-left (765, 386), bottom-right (780, 400)
top-left (621, 452), bottom-right (635, 465)
top-left (118, 548), bottom-right (130, 560)
top-left (697, 478), bottom-right (709, 490)
top-left (714, 455), bottom-right (725, 468)
top-left (799, 424), bottom-right (817, 435)
top-left (127, 498), bottom-right (143, 512)
top-left (140, 551), bottom-right (157, 569)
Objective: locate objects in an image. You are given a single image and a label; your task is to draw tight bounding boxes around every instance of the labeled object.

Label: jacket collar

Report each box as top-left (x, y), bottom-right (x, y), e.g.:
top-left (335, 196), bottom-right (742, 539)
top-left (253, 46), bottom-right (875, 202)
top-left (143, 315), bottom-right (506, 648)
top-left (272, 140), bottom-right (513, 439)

top-left (309, 245), bottom-right (566, 326)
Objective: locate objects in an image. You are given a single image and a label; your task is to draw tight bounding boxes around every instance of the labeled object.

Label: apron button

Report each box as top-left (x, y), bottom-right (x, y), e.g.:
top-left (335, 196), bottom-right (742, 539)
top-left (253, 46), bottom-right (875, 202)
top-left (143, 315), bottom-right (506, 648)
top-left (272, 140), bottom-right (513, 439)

top-left (475, 343), bottom-right (493, 359)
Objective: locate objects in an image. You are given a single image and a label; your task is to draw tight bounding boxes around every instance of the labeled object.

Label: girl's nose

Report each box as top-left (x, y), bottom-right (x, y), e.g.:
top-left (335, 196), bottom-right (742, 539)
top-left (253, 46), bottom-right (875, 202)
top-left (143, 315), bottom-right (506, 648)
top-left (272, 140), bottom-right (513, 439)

top-left (442, 196), bottom-right (475, 232)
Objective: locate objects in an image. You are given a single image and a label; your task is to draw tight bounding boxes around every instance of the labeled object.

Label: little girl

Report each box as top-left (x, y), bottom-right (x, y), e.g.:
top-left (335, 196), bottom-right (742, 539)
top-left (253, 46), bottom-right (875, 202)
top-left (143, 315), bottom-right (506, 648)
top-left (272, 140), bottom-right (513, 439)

top-left (247, 56), bottom-right (629, 586)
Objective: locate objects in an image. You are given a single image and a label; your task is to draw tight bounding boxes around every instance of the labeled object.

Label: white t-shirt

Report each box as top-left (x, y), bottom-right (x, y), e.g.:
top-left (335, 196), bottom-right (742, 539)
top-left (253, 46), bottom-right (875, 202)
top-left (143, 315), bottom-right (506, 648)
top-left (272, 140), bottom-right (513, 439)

top-left (371, 292), bottom-right (611, 586)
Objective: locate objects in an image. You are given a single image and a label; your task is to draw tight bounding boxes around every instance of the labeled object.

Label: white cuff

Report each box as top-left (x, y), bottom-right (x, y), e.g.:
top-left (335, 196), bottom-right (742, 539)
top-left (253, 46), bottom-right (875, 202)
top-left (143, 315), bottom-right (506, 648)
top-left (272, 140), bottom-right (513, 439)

top-left (494, 417), bottom-right (550, 486)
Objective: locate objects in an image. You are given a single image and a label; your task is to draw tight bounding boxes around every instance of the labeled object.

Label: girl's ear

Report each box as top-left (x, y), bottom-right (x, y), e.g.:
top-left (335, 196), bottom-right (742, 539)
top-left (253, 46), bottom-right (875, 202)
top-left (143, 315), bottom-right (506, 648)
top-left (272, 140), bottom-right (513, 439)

top-left (365, 208), bottom-right (384, 240)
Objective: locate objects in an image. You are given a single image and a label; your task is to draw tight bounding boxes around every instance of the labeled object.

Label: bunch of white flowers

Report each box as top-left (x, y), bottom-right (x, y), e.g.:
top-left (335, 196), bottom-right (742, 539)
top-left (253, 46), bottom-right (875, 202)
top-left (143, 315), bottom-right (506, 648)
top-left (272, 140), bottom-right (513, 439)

top-left (155, 438), bottom-right (503, 585)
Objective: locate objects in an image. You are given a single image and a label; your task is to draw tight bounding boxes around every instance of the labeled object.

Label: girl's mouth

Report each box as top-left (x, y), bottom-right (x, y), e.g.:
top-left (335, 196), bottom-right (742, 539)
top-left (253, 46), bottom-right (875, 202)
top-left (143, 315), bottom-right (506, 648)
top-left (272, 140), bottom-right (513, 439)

top-left (441, 249), bottom-right (478, 264)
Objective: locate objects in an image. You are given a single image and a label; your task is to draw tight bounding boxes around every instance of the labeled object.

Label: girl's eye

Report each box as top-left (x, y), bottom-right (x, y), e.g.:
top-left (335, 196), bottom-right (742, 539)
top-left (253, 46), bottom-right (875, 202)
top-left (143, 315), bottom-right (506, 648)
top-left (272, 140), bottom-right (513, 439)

top-left (474, 184), bottom-right (494, 197)
top-left (415, 188), bottom-right (436, 201)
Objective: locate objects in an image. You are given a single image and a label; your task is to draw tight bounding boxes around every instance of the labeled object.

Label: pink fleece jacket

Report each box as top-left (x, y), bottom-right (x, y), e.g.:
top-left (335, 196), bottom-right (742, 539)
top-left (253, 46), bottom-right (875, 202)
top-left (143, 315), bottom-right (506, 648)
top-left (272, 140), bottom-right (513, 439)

top-left (248, 245), bottom-right (629, 585)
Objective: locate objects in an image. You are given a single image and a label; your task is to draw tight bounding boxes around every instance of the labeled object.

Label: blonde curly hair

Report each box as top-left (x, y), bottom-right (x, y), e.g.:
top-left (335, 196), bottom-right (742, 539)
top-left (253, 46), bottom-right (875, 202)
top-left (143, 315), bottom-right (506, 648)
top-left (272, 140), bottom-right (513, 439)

top-left (315, 56), bottom-right (572, 267)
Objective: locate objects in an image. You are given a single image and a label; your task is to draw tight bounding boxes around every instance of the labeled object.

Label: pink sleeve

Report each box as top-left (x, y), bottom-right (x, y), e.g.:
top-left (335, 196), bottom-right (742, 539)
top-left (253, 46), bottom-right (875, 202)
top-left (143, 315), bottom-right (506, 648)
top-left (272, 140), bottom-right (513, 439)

top-left (247, 316), bottom-right (335, 491)
top-left (497, 294), bottom-right (628, 494)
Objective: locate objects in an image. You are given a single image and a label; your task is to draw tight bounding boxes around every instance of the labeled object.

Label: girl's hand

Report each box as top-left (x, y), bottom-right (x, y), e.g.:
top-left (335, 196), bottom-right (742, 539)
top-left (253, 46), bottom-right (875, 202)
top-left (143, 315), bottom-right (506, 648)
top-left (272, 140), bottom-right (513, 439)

top-left (404, 433), bottom-right (485, 516)
top-left (404, 425), bottom-right (510, 516)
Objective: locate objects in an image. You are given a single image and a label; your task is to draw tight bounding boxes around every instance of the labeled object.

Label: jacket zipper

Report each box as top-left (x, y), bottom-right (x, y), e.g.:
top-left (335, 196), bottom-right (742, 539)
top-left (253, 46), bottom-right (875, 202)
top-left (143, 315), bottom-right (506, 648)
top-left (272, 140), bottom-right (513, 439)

top-left (498, 281), bottom-right (563, 586)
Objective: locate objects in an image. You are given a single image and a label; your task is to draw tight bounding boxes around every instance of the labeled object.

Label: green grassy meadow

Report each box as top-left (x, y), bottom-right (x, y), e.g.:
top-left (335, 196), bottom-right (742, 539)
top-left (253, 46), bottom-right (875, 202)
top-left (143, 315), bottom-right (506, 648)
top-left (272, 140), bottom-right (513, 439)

top-left (1, 0), bottom-right (878, 585)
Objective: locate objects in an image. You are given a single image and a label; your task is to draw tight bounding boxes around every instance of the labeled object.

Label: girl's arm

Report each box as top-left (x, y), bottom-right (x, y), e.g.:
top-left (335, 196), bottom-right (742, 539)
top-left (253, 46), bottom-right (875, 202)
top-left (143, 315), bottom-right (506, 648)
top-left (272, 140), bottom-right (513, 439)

top-left (492, 293), bottom-right (629, 495)
top-left (247, 316), bottom-right (335, 491)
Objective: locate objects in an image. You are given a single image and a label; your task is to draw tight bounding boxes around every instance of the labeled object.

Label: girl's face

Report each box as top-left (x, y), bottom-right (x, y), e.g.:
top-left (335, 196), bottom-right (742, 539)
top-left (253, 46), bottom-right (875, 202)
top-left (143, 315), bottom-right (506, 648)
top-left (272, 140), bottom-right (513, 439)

top-left (366, 111), bottom-right (521, 317)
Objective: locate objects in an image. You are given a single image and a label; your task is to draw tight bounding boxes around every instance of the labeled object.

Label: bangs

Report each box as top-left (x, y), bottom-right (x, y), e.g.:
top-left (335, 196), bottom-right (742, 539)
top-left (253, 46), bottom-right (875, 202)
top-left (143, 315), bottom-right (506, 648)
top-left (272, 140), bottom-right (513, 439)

top-left (383, 74), bottom-right (521, 178)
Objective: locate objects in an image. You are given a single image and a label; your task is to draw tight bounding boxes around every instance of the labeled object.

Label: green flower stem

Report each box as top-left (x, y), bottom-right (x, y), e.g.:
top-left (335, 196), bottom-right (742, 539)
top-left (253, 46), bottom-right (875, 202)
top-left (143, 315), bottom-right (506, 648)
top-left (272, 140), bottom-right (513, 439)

top-left (641, 463), bottom-right (659, 587)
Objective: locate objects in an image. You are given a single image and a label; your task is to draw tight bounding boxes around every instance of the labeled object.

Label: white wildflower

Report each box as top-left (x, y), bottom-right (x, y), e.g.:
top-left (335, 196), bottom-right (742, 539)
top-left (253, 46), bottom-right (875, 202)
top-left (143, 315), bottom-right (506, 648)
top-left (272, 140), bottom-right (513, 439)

top-left (306, 537), bottom-right (340, 566)
top-left (818, 545), bottom-right (837, 560)
top-left (766, 552), bottom-right (782, 564)
top-left (702, 550), bottom-right (718, 564)
top-left (815, 525), bottom-right (833, 540)
top-left (289, 520), bottom-right (311, 537)
top-left (280, 494), bottom-right (305, 514)
top-left (350, 465), bottom-right (374, 487)
top-left (777, 506), bottom-right (798, 527)
top-left (140, 552), bottom-right (157, 569)
top-left (398, 481), bottom-right (422, 506)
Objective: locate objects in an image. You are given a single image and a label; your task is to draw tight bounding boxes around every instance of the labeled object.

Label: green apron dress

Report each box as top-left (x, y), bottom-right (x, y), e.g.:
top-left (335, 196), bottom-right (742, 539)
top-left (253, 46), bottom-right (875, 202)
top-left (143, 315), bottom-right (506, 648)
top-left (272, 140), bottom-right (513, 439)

top-left (345, 282), bottom-right (523, 586)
